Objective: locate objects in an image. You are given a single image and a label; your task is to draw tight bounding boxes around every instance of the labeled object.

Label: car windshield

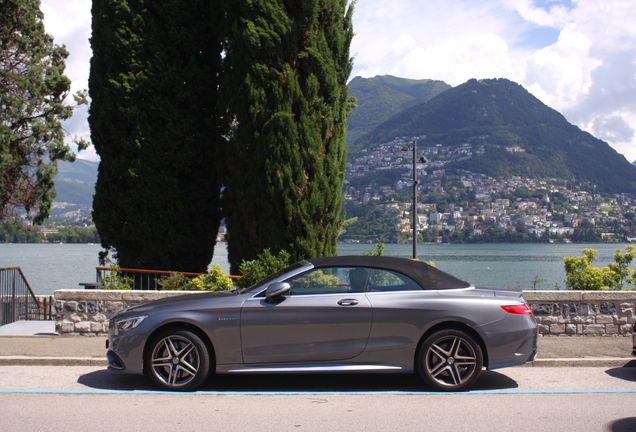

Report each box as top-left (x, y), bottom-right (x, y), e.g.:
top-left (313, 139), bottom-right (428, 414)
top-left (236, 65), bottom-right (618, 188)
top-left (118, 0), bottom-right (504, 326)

top-left (240, 261), bottom-right (308, 293)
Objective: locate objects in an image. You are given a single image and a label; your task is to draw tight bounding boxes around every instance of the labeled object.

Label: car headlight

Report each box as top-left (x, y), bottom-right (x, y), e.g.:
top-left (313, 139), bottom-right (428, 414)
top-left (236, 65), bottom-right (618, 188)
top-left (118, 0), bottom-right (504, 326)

top-left (114, 315), bottom-right (147, 336)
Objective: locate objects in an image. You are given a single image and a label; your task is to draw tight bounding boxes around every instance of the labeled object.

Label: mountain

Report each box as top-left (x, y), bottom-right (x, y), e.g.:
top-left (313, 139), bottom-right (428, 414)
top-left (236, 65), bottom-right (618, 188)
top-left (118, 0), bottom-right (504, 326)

top-left (347, 75), bottom-right (450, 149)
top-left (357, 78), bottom-right (636, 194)
top-left (54, 159), bottom-right (98, 204)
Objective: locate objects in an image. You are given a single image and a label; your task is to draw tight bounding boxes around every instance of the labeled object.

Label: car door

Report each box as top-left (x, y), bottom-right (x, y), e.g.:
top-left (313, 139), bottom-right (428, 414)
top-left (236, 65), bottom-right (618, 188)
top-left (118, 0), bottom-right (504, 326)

top-left (240, 266), bottom-right (373, 364)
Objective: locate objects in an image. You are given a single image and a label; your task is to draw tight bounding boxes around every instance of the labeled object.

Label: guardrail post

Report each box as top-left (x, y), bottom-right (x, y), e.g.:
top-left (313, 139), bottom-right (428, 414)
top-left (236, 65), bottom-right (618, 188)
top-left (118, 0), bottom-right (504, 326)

top-left (11, 271), bottom-right (17, 323)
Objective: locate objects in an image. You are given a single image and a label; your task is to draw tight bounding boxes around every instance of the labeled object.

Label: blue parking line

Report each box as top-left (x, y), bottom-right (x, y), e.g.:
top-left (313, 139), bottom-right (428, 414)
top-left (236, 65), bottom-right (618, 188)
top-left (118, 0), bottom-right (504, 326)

top-left (1, 389), bottom-right (636, 396)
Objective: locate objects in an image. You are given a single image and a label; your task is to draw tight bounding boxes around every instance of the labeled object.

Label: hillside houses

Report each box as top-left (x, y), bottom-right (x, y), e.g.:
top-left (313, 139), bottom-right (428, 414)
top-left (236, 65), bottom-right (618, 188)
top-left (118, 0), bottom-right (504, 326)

top-left (343, 138), bottom-right (636, 242)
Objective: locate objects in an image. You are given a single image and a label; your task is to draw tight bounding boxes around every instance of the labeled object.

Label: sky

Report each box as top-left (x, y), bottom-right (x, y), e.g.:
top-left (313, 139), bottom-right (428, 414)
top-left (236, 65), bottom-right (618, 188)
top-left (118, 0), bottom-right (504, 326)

top-left (41, 0), bottom-right (636, 163)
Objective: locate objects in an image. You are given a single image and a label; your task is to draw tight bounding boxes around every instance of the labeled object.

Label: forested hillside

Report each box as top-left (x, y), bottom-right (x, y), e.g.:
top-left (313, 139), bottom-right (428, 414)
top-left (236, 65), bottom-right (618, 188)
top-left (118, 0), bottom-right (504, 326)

top-left (347, 75), bottom-right (450, 150)
top-left (55, 159), bottom-right (98, 204)
top-left (357, 78), bottom-right (636, 194)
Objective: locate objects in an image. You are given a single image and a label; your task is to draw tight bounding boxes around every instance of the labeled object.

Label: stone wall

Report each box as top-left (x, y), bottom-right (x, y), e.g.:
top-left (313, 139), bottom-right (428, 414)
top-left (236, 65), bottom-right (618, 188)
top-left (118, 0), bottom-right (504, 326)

top-left (54, 290), bottom-right (204, 336)
top-left (54, 289), bottom-right (636, 336)
top-left (523, 291), bottom-right (636, 336)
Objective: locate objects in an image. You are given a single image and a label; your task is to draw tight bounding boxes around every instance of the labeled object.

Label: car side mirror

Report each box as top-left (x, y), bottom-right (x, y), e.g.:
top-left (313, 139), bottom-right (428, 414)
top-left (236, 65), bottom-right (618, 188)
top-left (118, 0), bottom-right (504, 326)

top-left (265, 282), bottom-right (291, 299)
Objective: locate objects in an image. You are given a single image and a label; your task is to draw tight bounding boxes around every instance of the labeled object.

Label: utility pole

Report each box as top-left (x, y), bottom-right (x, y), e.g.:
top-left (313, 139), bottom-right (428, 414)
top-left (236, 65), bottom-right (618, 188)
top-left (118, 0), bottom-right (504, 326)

top-left (412, 141), bottom-right (418, 259)
top-left (402, 141), bottom-right (427, 259)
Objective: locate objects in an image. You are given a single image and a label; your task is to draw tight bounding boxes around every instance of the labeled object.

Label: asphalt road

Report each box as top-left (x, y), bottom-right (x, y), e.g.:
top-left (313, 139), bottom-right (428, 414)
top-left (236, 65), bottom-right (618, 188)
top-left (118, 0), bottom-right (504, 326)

top-left (1, 366), bottom-right (635, 431)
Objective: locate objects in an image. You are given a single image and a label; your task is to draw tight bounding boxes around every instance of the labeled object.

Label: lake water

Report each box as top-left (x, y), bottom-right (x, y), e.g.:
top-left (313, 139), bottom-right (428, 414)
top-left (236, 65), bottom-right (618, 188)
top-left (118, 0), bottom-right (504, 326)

top-left (0, 242), bottom-right (627, 295)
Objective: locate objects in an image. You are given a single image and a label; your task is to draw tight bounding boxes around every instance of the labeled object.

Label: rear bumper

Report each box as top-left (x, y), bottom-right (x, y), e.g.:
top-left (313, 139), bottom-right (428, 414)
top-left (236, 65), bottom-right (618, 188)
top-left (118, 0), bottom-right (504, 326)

top-left (481, 315), bottom-right (538, 370)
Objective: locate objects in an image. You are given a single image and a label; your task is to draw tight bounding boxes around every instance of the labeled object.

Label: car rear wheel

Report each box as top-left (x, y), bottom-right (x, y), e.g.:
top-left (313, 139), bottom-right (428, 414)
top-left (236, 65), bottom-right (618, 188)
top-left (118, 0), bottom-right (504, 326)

top-left (417, 329), bottom-right (483, 391)
top-left (145, 329), bottom-right (211, 391)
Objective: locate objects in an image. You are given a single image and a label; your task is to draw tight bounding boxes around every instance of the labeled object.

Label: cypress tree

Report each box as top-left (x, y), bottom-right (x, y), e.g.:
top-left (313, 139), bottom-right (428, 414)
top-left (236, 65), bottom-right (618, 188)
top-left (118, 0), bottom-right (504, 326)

top-left (89, 0), bottom-right (223, 272)
top-left (220, 0), bottom-right (355, 273)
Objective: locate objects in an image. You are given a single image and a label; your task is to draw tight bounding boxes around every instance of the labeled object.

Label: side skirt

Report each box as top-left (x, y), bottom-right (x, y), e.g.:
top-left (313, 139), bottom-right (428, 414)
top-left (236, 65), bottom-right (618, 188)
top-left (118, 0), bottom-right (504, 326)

top-left (216, 364), bottom-right (412, 374)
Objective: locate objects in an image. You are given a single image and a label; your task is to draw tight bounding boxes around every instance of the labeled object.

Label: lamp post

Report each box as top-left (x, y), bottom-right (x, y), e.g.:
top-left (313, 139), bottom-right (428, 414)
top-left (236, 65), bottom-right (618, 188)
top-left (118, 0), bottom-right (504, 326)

top-left (402, 141), bottom-right (427, 259)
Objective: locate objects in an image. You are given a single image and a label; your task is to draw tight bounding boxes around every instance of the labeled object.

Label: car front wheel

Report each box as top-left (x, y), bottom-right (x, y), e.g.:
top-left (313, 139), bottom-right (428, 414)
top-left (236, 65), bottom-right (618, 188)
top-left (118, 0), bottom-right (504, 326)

top-left (417, 329), bottom-right (483, 391)
top-left (145, 329), bottom-right (211, 391)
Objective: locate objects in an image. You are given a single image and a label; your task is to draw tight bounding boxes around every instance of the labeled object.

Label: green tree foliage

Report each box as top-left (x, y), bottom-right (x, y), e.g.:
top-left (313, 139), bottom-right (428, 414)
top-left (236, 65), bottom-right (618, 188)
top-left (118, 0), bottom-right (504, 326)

top-left (608, 245), bottom-right (635, 290)
top-left (219, 0), bottom-right (354, 273)
top-left (0, 221), bottom-right (99, 243)
top-left (296, 269), bottom-right (339, 288)
top-left (89, 0), bottom-right (223, 272)
top-left (236, 249), bottom-right (291, 289)
top-left (563, 247), bottom-right (636, 291)
top-left (340, 202), bottom-right (402, 243)
top-left (0, 220), bottom-right (38, 242)
top-left (0, 0), bottom-right (88, 224)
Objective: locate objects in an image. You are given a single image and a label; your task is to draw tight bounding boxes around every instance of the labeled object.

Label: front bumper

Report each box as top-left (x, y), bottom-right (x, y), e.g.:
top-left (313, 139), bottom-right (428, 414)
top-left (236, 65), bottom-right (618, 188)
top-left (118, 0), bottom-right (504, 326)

top-left (107, 350), bottom-right (126, 370)
top-left (106, 319), bottom-right (152, 375)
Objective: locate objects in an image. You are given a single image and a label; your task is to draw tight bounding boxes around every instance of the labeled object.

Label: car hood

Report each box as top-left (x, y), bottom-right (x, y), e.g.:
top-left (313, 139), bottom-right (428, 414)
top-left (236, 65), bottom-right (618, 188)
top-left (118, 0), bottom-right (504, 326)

top-left (121, 290), bottom-right (239, 315)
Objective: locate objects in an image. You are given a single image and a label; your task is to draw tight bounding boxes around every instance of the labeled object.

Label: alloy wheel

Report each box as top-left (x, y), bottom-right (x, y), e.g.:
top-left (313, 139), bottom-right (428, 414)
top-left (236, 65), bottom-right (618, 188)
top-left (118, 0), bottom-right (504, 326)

top-left (146, 330), bottom-right (210, 390)
top-left (418, 329), bottom-right (483, 391)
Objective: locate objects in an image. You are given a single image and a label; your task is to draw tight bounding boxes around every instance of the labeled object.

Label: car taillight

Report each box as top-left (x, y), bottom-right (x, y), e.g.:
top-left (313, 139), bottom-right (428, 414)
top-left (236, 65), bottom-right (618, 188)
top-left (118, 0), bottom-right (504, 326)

top-left (501, 304), bottom-right (533, 315)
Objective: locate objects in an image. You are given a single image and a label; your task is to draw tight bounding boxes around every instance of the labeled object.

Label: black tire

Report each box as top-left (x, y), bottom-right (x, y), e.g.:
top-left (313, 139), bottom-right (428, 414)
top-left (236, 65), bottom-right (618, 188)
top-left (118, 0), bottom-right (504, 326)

top-left (417, 329), bottom-right (483, 391)
top-left (145, 329), bottom-right (211, 391)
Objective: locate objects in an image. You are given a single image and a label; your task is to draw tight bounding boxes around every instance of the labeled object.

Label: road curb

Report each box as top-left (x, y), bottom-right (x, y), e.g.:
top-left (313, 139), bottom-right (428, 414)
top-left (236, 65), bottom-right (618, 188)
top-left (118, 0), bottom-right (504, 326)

top-left (0, 356), bottom-right (108, 367)
top-left (520, 358), bottom-right (636, 368)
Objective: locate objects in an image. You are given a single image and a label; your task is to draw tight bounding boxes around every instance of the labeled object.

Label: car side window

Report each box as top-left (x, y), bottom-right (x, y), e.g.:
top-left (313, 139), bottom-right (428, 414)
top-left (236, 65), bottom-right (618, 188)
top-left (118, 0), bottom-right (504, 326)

top-left (284, 267), bottom-right (369, 295)
top-left (367, 269), bottom-right (423, 292)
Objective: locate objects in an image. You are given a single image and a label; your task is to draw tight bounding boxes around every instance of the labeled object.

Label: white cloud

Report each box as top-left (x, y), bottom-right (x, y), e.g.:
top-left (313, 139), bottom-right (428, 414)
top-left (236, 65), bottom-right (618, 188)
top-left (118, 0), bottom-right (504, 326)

top-left (521, 0), bottom-right (636, 162)
top-left (391, 32), bottom-right (524, 86)
top-left (352, 1), bottom-right (531, 85)
top-left (501, 0), bottom-right (574, 28)
top-left (524, 28), bottom-right (601, 109)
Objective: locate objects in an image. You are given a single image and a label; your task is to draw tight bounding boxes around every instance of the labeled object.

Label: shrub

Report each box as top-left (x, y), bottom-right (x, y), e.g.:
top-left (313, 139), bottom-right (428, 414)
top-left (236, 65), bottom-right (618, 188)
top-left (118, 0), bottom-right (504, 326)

top-left (364, 242), bottom-right (385, 256)
top-left (100, 265), bottom-right (133, 290)
top-left (563, 247), bottom-right (630, 290)
top-left (158, 272), bottom-right (191, 291)
top-left (237, 249), bottom-right (291, 288)
top-left (158, 264), bottom-right (233, 291)
top-left (189, 264), bottom-right (234, 291)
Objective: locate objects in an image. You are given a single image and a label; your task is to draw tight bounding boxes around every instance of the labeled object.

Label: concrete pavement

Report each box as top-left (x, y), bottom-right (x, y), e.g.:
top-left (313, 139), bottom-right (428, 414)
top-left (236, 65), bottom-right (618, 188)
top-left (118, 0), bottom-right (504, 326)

top-left (0, 320), bottom-right (634, 368)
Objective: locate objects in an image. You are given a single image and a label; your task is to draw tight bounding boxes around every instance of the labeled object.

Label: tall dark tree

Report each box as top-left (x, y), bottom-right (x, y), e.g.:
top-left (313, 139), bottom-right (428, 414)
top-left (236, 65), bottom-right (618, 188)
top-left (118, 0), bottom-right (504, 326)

top-left (1, 0), bottom-right (87, 224)
top-left (89, 0), bottom-right (223, 272)
top-left (220, 0), bottom-right (355, 272)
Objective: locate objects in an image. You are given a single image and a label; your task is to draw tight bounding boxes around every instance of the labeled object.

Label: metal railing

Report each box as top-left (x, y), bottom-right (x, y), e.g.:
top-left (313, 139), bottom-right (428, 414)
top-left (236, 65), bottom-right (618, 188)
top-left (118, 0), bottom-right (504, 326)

top-left (0, 267), bottom-right (42, 325)
top-left (35, 295), bottom-right (55, 320)
top-left (95, 267), bottom-right (240, 291)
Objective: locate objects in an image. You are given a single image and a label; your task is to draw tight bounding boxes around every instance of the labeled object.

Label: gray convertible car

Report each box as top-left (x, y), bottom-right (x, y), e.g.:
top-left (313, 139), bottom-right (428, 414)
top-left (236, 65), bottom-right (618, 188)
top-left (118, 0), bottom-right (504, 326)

top-left (107, 256), bottom-right (538, 392)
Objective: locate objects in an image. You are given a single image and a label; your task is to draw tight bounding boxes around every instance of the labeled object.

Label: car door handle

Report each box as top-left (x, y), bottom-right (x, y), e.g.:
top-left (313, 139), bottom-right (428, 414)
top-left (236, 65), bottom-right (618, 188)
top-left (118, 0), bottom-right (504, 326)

top-left (337, 299), bottom-right (359, 306)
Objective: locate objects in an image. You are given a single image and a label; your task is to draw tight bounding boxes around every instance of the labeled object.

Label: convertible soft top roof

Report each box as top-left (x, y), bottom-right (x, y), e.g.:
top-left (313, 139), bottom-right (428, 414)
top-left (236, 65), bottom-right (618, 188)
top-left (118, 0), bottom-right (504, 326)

top-left (305, 256), bottom-right (471, 290)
